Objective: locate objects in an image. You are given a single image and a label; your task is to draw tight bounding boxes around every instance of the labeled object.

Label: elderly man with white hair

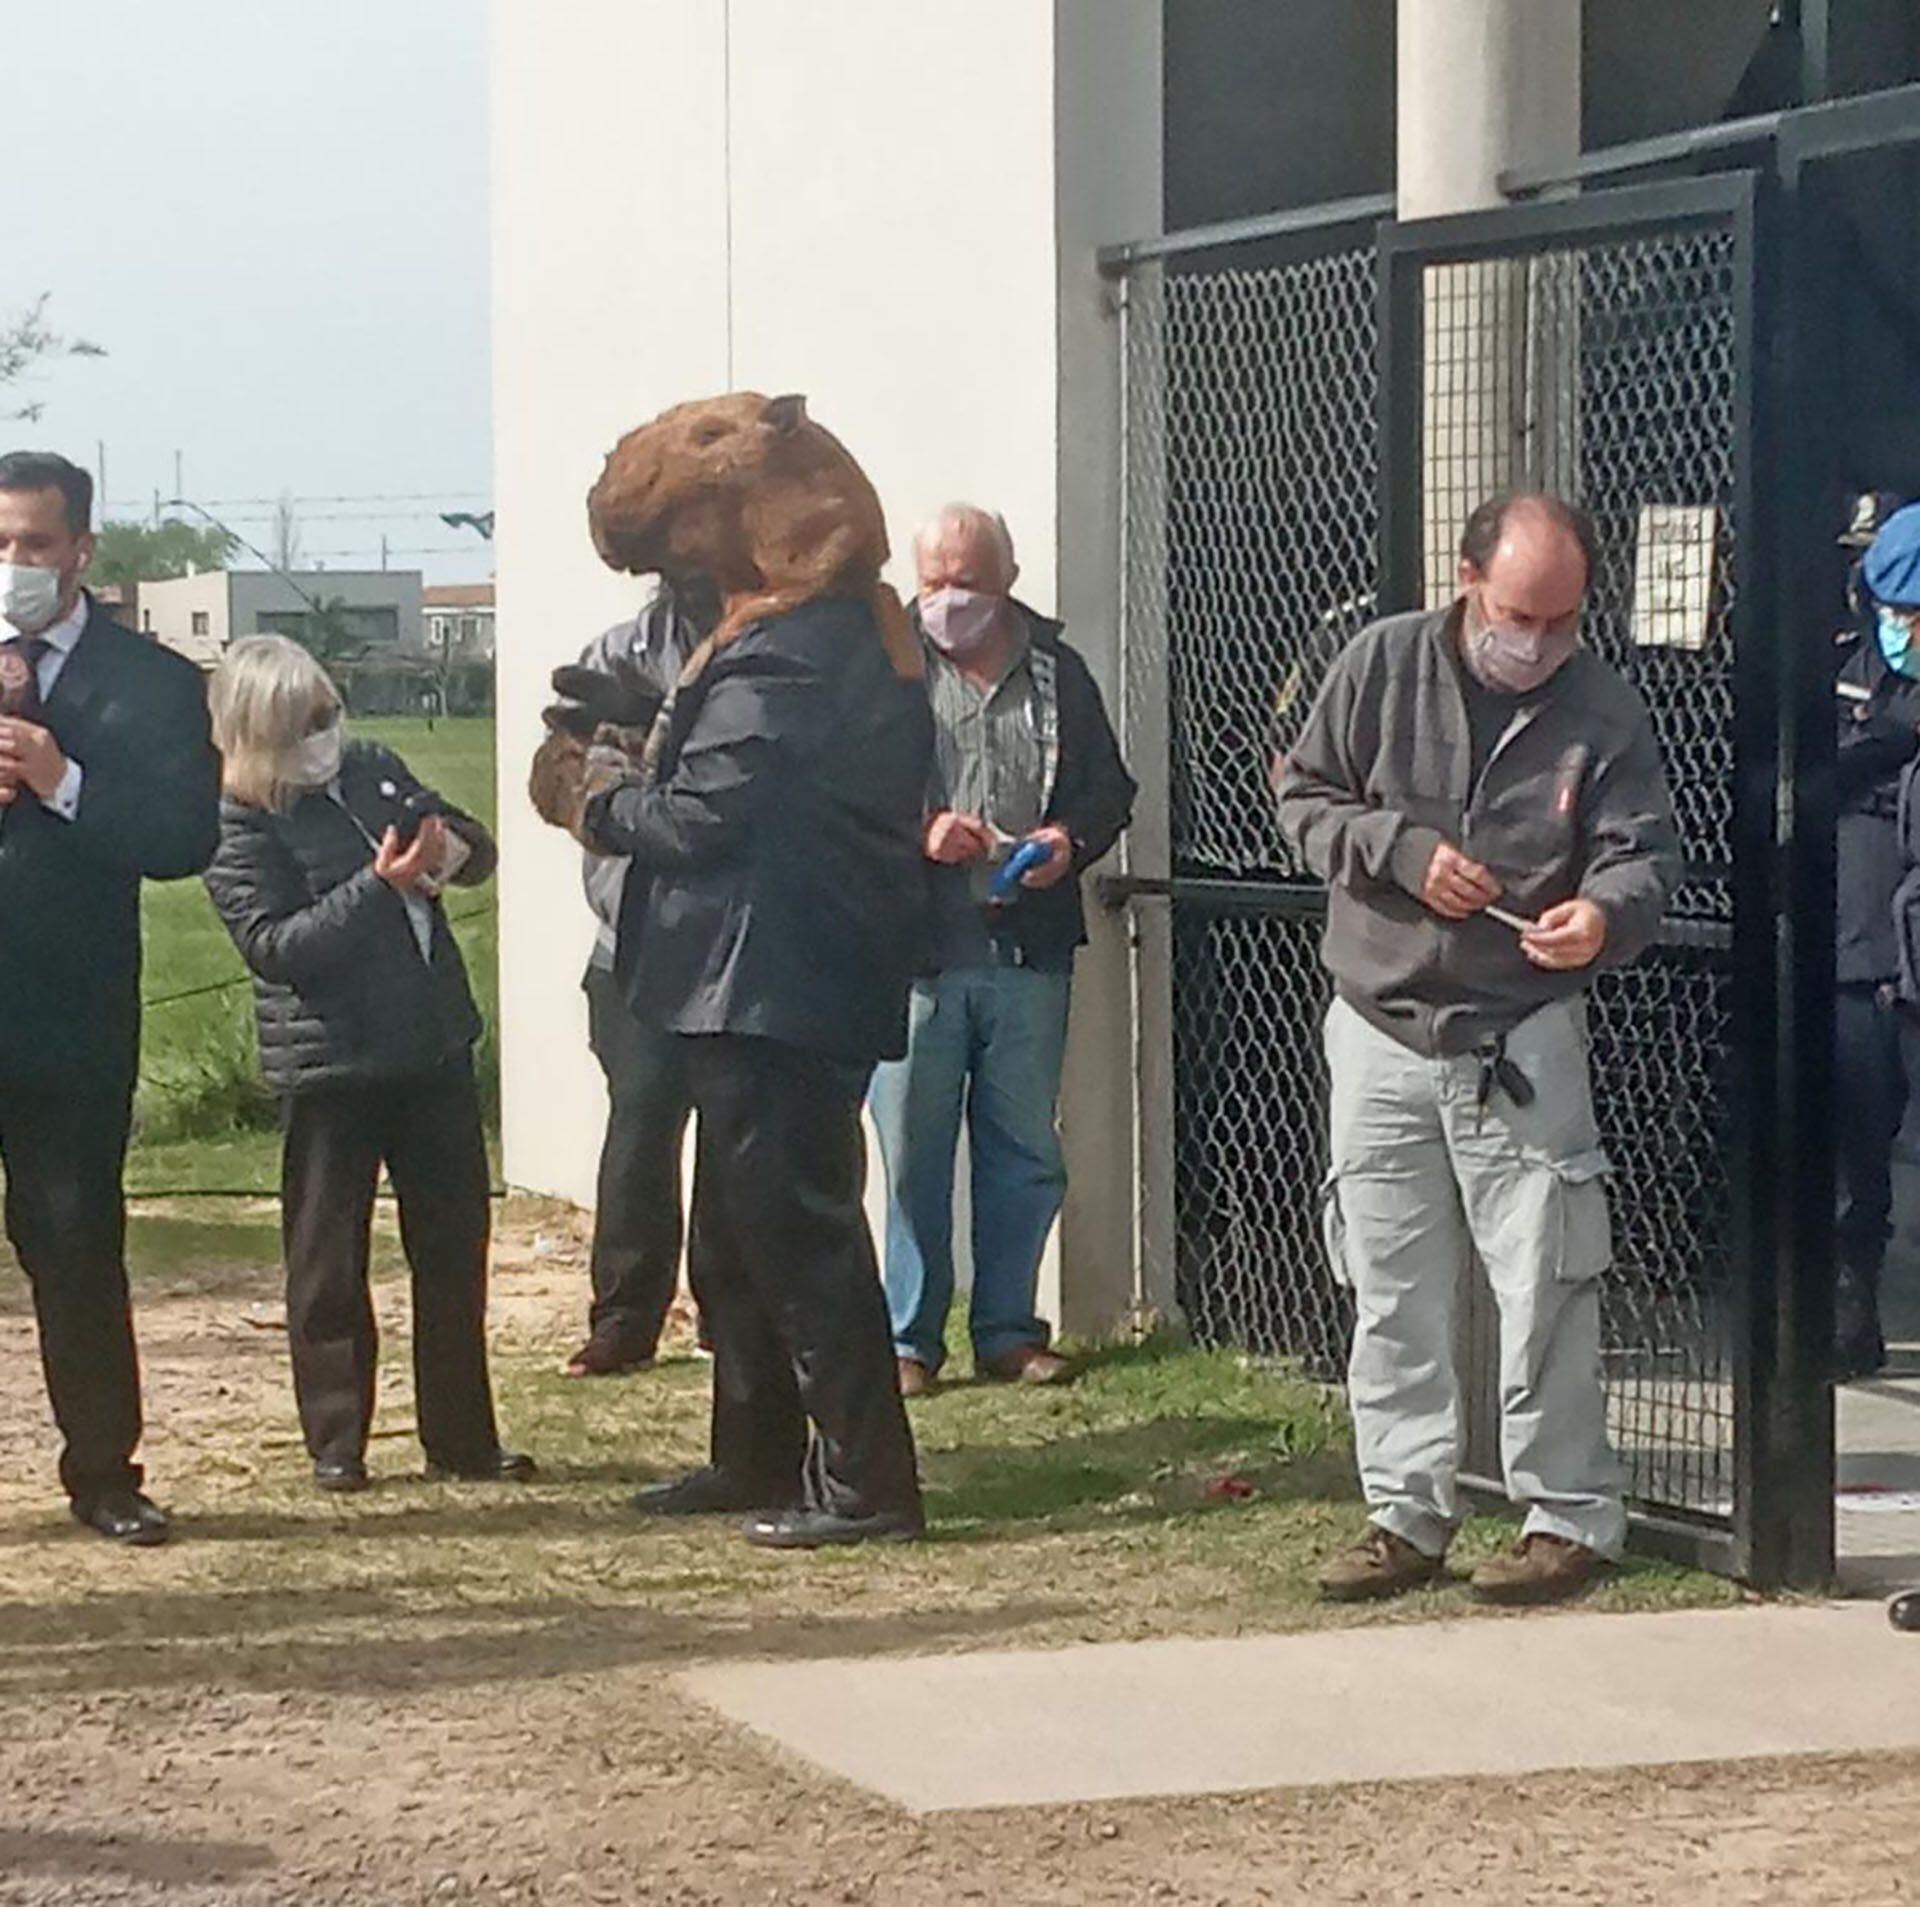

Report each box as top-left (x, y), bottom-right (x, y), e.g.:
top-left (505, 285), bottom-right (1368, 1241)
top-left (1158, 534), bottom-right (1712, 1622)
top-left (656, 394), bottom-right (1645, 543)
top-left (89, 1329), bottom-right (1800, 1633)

top-left (868, 504), bottom-right (1134, 1393)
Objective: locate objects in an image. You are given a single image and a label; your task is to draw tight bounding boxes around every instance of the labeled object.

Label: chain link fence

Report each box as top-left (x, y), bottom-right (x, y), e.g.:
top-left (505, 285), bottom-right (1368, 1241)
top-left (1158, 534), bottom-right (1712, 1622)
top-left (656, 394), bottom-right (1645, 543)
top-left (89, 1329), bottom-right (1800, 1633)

top-left (1120, 238), bottom-right (1379, 1378)
top-left (1117, 211), bottom-right (1743, 1531)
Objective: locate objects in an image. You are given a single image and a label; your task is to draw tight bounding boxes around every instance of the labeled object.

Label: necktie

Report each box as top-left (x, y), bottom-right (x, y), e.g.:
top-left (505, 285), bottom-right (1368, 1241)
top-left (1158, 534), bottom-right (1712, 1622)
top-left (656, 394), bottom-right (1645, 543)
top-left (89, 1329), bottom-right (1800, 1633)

top-left (0, 637), bottom-right (48, 719)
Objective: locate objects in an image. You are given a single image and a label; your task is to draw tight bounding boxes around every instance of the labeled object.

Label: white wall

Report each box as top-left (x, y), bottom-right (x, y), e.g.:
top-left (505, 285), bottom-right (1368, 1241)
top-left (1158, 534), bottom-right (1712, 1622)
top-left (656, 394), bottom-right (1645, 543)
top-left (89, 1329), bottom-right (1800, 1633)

top-left (491, 0), bottom-right (731, 1207)
top-left (136, 569), bottom-right (229, 667)
top-left (490, 0), bottom-right (1163, 1339)
top-left (724, 0), bottom-right (1062, 604)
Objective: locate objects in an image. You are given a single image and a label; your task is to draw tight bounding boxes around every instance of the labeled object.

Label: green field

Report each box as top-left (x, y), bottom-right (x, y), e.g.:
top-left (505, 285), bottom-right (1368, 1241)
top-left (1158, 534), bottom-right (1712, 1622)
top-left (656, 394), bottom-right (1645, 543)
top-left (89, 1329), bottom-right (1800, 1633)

top-left (130, 716), bottom-right (499, 1195)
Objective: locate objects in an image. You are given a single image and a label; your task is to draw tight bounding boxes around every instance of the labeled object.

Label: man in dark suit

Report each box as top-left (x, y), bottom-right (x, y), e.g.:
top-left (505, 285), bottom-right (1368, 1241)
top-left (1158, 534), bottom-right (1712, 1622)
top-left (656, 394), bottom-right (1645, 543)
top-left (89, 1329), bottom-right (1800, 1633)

top-left (0, 450), bottom-right (222, 1546)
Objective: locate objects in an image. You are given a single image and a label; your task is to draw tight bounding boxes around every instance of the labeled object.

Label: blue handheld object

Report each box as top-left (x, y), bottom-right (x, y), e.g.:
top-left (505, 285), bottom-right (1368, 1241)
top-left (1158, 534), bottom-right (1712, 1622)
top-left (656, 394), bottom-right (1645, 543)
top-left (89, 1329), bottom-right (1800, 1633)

top-left (990, 837), bottom-right (1053, 903)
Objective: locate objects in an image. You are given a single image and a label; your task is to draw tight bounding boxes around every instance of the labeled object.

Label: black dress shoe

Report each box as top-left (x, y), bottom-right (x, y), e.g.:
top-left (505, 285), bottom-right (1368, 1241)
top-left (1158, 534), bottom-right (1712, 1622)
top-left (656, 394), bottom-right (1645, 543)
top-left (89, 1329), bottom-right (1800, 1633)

top-left (742, 1505), bottom-right (924, 1550)
top-left (631, 1467), bottom-right (782, 1517)
top-left (564, 1328), bottom-right (657, 1378)
top-left (71, 1490), bottom-right (171, 1548)
top-left (313, 1457), bottom-right (370, 1494)
top-left (424, 1449), bottom-right (537, 1482)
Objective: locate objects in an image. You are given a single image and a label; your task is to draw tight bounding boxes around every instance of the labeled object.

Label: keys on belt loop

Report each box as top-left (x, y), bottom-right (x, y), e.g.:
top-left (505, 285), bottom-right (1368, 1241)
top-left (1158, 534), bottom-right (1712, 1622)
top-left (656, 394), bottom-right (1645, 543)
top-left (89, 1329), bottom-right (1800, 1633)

top-left (1474, 1033), bottom-right (1536, 1125)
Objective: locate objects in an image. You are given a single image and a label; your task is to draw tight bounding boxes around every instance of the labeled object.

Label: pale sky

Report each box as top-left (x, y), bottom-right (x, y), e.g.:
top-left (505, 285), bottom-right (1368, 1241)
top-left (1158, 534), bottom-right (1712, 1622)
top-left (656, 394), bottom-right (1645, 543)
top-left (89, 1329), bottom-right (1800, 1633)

top-left (6, 0), bottom-right (491, 584)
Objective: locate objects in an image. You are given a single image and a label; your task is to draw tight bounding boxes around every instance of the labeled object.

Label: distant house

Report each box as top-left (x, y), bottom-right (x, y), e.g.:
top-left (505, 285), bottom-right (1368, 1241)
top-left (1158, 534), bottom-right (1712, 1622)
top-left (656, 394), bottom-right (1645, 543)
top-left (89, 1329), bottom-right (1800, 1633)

top-left (136, 570), bottom-right (426, 668)
top-left (91, 580), bottom-right (141, 631)
top-left (423, 581), bottom-right (495, 660)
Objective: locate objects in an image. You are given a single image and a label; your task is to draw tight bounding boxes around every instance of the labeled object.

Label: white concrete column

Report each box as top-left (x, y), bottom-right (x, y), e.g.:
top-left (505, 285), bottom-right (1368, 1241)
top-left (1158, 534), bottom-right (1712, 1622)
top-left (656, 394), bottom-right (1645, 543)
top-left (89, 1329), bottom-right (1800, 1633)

top-left (1398, 0), bottom-right (1582, 601)
top-left (1397, 0), bottom-right (1581, 219)
top-left (1050, 0), bottom-right (1164, 1342)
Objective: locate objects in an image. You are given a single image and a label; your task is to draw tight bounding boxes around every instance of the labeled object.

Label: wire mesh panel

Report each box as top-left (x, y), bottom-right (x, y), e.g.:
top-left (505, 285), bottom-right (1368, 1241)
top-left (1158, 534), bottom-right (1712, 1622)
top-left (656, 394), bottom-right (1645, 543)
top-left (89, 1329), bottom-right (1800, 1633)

top-left (1118, 195), bottom-right (1751, 1556)
top-left (1419, 233), bottom-right (1740, 918)
top-left (1123, 247), bottom-right (1380, 882)
top-left (1589, 955), bottom-right (1736, 1518)
top-left (1119, 237), bottom-right (1379, 1374)
top-left (1414, 221), bottom-right (1743, 1530)
top-left (1168, 906), bottom-right (1345, 1375)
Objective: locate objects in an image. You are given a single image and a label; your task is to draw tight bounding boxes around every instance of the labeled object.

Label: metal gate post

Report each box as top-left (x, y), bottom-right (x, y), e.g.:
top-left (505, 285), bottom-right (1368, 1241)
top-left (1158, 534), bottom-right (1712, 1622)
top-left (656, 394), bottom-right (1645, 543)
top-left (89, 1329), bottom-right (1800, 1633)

top-left (1744, 129), bottom-right (1842, 1591)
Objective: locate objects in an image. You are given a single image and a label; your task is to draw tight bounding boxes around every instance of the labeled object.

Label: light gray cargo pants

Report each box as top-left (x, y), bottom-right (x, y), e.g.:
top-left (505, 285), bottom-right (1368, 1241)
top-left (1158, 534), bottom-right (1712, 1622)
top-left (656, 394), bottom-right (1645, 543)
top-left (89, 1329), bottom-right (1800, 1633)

top-left (1322, 994), bottom-right (1626, 1559)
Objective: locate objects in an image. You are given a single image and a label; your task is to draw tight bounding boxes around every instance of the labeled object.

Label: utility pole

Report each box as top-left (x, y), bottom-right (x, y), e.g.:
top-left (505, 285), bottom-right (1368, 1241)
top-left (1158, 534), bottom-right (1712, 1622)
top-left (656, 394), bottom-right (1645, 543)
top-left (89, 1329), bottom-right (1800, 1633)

top-left (173, 449), bottom-right (183, 502)
top-left (380, 534), bottom-right (389, 571)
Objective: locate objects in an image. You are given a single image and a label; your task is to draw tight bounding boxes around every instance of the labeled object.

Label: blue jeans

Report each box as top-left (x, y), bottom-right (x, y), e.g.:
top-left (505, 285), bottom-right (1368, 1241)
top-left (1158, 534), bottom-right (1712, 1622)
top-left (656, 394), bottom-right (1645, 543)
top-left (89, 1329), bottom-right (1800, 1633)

top-left (868, 967), bottom-right (1072, 1373)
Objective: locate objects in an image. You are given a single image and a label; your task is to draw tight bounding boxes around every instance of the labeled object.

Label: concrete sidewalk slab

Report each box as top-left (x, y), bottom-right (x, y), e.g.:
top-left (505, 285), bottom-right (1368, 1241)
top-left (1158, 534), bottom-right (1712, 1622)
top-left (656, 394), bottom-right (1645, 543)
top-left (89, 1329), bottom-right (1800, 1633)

top-left (676, 1603), bottom-right (1920, 1813)
top-left (1838, 1358), bottom-right (1920, 1594)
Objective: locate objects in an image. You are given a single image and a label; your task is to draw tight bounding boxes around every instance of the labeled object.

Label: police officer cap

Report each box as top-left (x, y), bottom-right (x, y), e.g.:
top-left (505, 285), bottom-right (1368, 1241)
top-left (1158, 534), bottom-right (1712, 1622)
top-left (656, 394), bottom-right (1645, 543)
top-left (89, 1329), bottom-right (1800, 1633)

top-left (1864, 503), bottom-right (1920, 609)
top-left (1840, 490), bottom-right (1904, 549)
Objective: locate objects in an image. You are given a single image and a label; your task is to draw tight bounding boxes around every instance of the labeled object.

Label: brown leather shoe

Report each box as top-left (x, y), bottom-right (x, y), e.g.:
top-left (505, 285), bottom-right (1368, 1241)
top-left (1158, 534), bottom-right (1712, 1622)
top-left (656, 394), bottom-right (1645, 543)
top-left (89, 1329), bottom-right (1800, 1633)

top-left (1315, 1525), bottom-right (1446, 1602)
top-left (1470, 1533), bottom-right (1609, 1606)
top-left (896, 1357), bottom-right (932, 1399)
top-left (977, 1344), bottom-right (1073, 1385)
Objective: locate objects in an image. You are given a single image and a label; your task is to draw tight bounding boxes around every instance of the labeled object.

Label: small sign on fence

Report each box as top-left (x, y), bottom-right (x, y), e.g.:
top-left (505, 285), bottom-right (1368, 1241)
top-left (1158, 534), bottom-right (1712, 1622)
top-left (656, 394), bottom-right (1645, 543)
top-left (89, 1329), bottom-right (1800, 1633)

top-left (1632, 503), bottom-right (1720, 651)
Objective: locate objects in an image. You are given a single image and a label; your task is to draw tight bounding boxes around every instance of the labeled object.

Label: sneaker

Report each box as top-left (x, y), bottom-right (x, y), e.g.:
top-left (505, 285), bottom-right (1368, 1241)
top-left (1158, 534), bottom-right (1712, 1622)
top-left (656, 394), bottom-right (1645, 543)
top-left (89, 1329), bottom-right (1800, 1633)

top-left (1315, 1525), bottom-right (1445, 1602)
top-left (1470, 1532), bottom-right (1609, 1606)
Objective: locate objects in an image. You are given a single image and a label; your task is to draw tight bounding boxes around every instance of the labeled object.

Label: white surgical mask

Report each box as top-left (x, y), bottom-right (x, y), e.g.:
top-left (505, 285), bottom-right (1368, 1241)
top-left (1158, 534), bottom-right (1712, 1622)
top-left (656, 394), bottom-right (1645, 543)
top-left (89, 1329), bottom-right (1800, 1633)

top-left (285, 721), bottom-right (344, 788)
top-left (0, 562), bottom-right (64, 635)
top-left (1461, 598), bottom-right (1579, 695)
top-left (920, 586), bottom-right (1003, 659)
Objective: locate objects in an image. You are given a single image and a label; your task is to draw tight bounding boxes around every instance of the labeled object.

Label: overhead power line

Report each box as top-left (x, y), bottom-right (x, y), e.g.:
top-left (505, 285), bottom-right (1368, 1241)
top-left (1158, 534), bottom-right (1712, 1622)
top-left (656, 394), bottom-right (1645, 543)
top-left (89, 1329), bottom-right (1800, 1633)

top-left (106, 490), bottom-right (490, 509)
top-left (292, 545), bottom-right (488, 561)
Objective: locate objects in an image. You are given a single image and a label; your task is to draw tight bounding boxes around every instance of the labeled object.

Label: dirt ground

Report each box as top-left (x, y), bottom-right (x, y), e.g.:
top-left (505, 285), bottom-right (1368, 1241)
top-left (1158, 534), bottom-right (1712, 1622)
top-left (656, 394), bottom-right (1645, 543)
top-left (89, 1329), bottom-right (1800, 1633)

top-left (2, 1200), bottom-right (1917, 1906)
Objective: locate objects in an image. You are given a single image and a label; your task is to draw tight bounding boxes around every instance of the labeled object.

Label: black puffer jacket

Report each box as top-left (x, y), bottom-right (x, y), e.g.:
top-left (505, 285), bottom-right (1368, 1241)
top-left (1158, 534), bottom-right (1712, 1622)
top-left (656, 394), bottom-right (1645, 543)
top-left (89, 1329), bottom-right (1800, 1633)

top-left (204, 741), bottom-right (496, 1093)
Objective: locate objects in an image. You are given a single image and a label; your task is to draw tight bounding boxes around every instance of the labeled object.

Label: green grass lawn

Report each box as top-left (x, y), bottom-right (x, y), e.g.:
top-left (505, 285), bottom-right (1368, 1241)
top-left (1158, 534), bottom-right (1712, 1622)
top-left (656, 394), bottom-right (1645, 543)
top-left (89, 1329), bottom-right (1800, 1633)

top-left (0, 1195), bottom-right (1739, 1643)
top-left (133, 716), bottom-right (499, 1188)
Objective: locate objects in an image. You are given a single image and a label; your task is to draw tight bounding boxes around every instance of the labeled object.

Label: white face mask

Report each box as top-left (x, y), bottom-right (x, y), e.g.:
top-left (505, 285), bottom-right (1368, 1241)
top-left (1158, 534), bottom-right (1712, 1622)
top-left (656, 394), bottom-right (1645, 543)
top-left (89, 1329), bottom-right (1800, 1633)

top-left (0, 562), bottom-right (65, 635)
top-left (285, 721), bottom-right (344, 788)
top-left (1461, 594), bottom-right (1579, 695)
top-left (920, 586), bottom-right (1004, 659)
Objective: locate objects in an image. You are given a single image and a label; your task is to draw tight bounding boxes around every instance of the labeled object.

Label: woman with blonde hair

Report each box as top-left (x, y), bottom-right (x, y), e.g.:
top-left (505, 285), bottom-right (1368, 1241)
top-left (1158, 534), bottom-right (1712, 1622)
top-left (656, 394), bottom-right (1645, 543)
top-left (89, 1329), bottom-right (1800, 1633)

top-left (205, 635), bottom-right (530, 1493)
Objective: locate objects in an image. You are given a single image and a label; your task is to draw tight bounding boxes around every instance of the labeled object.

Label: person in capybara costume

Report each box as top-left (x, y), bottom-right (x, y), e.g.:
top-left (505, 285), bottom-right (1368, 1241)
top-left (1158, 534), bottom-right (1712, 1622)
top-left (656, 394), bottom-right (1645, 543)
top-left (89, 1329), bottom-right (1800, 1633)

top-left (533, 390), bottom-right (932, 1548)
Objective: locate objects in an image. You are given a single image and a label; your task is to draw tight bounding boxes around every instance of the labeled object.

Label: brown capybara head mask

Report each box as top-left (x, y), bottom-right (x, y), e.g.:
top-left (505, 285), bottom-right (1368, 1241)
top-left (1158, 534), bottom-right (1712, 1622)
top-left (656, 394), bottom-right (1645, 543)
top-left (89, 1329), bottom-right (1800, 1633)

top-left (585, 391), bottom-right (891, 594)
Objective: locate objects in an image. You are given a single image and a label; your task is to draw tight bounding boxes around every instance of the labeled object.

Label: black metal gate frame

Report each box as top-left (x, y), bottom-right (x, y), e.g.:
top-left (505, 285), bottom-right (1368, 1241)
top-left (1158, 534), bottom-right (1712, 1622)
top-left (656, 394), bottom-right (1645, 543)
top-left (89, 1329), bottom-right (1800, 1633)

top-left (1379, 175), bottom-right (1759, 1583)
top-left (1487, 79), bottom-right (1920, 1589)
top-left (1100, 81), bottom-right (1920, 1591)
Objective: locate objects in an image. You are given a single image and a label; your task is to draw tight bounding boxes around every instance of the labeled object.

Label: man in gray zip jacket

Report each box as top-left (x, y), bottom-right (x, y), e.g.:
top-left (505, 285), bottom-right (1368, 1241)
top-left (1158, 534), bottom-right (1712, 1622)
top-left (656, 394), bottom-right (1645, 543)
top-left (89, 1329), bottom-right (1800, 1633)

top-left (1276, 493), bottom-right (1680, 1606)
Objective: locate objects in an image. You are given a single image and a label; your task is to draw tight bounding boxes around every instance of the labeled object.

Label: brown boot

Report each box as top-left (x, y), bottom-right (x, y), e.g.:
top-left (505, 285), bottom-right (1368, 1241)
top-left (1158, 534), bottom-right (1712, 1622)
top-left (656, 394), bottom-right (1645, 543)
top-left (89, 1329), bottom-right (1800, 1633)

top-left (1470, 1533), bottom-right (1609, 1606)
top-left (896, 1357), bottom-right (932, 1399)
top-left (1315, 1525), bottom-right (1446, 1602)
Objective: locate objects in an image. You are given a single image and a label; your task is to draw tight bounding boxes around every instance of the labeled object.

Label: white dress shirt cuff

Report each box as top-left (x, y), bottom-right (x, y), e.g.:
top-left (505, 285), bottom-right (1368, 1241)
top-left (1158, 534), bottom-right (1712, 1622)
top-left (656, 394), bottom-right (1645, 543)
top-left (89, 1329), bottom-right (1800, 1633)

top-left (41, 758), bottom-right (83, 821)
